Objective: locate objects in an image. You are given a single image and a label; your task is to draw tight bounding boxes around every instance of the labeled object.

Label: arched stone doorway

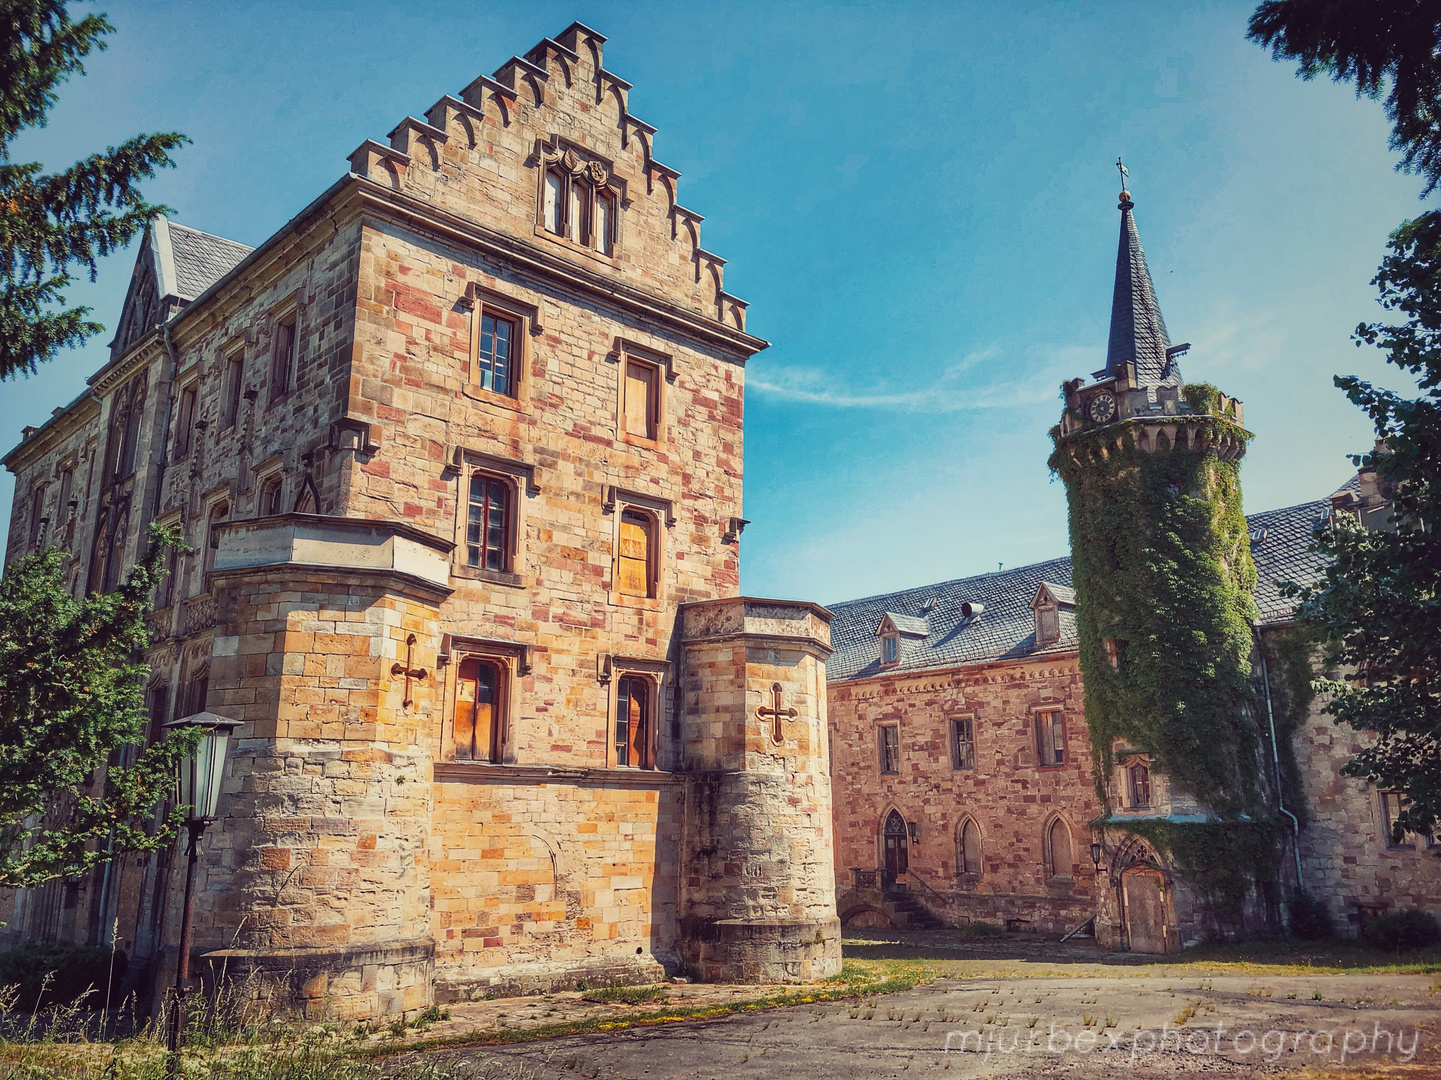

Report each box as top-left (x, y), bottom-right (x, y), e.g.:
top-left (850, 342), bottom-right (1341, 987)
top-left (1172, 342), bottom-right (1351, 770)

top-left (1112, 835), bottom-right (1179, 954)
top-left (882, 809), bottom-right (908, 883)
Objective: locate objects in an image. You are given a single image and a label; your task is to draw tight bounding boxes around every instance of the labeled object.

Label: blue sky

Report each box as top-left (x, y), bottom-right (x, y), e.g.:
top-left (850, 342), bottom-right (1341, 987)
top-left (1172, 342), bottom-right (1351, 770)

top-left (0, 0), bottom-right (1429, 603)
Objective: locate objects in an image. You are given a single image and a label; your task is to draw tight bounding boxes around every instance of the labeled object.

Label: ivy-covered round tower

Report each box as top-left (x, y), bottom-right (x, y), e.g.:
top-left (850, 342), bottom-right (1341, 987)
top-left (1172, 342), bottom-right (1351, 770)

top-left (1050, 183), bottom-right (1274, 951)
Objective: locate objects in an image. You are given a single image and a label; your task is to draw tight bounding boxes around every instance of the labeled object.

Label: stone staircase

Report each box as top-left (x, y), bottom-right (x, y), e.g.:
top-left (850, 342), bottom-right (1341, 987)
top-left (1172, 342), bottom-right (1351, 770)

top-left (882, 881), bottom-right (947, 931)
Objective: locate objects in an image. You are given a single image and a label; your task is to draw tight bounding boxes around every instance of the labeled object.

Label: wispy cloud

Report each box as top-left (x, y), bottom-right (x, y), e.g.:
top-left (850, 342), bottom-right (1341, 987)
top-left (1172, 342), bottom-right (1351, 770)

top-left (749, 345), bottom-right (1100, 413)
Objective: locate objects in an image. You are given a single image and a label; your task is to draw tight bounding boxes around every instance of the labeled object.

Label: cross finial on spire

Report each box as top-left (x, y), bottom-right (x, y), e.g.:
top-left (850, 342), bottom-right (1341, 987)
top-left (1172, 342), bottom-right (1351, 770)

top-left (1116, 157), bottom-right (1132, 207)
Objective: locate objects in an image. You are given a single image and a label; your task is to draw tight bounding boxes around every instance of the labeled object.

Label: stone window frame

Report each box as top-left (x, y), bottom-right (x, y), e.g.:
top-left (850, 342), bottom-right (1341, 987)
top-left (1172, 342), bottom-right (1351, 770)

top-left (459, 284), bottom-right (541, 409)
top-left (1032, 705), bottom-right (1067, 769)
top-left (877, 722), bottom-right (901, 775)
top-left (447, 445), bottom-right (538, 588)
top-left (534, 137), bottom-right (626, 263)
top-left (609, 337), bottom-right (674, 449)
top-left (1042, 812), bottom-right (1077, 883)
top-left (152, 507), bottom-right (183, 611)
top-left (949, 714), bottom-right (976, 771)
top-left (603, 486), bottom-right (672, 610)
top-left (955, 816), bottom-right (984, 879)
top-left (1378, 789), bottom-right (1432, 850)
top-left (173, 377), bottom-right (199, 460)
top-left (27, 481), bottom-right (47, 550)
top-left (1126, 757), bottom-right (1153, 809)
top-left (196, 486), bottom-right (232, 597)
top-left (252, 454), bottom-right (286, 518)
top-left (603, 655), bottom-right (668, 771)
top-left (266, 294), bottom-right (302, 408)
top-left (440, 635), bottom-right (530, 766)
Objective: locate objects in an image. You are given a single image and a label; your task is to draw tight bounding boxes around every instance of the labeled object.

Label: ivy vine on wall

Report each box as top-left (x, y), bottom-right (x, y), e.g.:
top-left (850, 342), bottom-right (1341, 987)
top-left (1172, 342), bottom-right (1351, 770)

top-left (1049, 384), bottom-right (1263, 817)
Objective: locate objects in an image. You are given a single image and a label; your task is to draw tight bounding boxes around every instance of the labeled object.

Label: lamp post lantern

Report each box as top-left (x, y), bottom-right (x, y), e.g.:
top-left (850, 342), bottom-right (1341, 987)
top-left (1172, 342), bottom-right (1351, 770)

top-left (161, 711), bottom-right (238, 1080)
top-left (1090, 841), bottom-right (1104, 874)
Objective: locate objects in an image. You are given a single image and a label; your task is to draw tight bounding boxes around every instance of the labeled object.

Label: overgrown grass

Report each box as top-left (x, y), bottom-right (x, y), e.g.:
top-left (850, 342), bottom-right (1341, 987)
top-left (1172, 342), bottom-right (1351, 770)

top-left (577, 985), bottom-right (667, 1006)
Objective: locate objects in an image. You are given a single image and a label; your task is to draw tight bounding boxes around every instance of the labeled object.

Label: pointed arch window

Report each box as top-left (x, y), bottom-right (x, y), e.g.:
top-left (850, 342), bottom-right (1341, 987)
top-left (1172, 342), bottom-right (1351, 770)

top-left (1046, 818), bottom-right (1074, 880)
top-left (958, 819), bottom-right (982, 876)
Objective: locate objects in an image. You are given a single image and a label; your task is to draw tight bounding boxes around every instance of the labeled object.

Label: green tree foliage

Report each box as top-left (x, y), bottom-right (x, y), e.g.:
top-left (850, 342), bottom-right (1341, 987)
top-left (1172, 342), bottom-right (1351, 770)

top-left (1247, 0), bottom-right (1441, 196)
top-left (0, 0), bottom-right (186, 380)
top-left (0, 523), bottom-right (197, 888)
top-left (1286, 214), bottom-right (1441, 842)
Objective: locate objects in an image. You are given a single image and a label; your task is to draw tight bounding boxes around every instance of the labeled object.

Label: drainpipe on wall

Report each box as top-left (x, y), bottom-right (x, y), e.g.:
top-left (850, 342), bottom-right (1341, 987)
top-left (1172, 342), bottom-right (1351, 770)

top-left (1255, 624), bottom-right (1304, 890)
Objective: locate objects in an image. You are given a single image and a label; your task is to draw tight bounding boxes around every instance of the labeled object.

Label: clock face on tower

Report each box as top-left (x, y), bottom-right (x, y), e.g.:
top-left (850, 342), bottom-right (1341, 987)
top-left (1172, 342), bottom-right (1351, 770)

top-left (1087, 392), bottom-right (1117, 424)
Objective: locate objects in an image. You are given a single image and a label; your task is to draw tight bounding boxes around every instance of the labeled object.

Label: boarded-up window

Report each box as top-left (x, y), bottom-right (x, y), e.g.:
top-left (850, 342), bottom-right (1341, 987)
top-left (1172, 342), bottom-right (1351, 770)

top-left (467, 475), bottom-right (510, 571)
top-left (454, 657), bottom-right (502, 763)
top-left (617, 510), bottom-right (652, 597)
top-left (568, 179), bottom-right (590, 244)
top-left (624, 360), bottom-right (657, 440)
top-left (1036, 710), bottom-right (1065, 766)
top-left (222, 352), bottom-right (244, 429)
top-left (270, 316), bottom-right (296, 400)
top-left (615, 675), bottom-right (650, 768)
top-left (542, 170), bottom-right (563, 234)
top-left (595, 191), bottom-right (615, 255)
top-left (879, 725), bottom-right (899, 774)
top-left (1128, 762), bottom-right (1151, 808)
top-left (1036, 605), bottom-right (1059, 645)
top-left (959, 820), bottom-right (982, 875)
top-left (1047, 818), bottom-right (1073, 878)
top-left (175, 385), bottom-right (197, 457)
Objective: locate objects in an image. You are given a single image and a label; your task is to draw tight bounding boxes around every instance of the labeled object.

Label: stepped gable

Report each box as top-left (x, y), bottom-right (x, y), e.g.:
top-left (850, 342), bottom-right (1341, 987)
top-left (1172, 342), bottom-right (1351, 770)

top-left (828, 493), bottom-right (1340, 681)
top-left (346, 21), bottom-right (751, 333)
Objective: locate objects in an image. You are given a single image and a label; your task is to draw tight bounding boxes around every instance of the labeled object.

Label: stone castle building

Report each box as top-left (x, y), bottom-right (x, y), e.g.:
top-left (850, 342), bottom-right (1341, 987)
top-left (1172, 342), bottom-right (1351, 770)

top-left (3, 21), bottom-right (1438, 1014)
top-left (826, 188), bottom-right (1441, 951)
top-left (1, 23), bottom-right (840, 1016)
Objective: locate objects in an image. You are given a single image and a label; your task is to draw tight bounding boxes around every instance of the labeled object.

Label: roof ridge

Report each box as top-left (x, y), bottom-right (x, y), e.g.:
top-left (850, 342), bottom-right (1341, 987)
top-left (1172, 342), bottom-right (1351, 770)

top-left (826, 555), bottom-right (1072, 611)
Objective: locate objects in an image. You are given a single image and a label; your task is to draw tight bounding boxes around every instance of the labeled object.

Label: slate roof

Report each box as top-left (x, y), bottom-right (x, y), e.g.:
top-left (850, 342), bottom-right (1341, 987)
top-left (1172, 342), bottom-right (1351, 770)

top-left (1104, 195), bottom-right (1182, 388)
top-left (165, 220), bottom-right (253, 302)
top-left (881, 612), bottom-right (930, 636)
top-left (828, 494), bottom-right (1335, 683)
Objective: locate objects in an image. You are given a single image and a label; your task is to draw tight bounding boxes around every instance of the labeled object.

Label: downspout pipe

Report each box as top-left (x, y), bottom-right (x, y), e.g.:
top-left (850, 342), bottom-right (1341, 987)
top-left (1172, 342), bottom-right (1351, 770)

top-left (1255, 623), bottom-right (1304, 890)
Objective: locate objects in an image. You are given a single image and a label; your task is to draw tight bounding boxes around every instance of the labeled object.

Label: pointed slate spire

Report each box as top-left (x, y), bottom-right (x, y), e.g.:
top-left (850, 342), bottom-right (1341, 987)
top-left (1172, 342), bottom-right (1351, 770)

top-left (1104, 187), bottom-right (1182, 387)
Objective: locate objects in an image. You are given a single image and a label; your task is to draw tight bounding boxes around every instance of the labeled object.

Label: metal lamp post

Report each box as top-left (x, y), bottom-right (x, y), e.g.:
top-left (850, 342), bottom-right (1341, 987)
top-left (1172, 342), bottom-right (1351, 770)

top-left (162, 711), bottom-right (238, 1079)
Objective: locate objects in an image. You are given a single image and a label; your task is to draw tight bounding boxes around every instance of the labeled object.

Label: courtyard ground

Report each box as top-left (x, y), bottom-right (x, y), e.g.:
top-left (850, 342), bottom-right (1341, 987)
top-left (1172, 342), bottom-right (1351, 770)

top-left (382, 930), bottom-right (1441, 1080)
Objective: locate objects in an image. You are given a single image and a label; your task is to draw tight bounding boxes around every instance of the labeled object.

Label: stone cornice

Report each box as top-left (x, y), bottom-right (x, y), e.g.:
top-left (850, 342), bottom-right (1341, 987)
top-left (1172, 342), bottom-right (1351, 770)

top-left (2, 391), bottom-right (101, 472)
top-left (833, 651), bottom-right (1081, 699)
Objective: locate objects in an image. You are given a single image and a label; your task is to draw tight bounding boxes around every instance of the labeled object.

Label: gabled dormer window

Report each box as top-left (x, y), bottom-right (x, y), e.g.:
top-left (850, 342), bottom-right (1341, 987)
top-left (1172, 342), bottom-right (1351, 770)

top-left (876, 611), bottom-right (927, 668)
top-left (1029, 582), bottom-right (1075, 647)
